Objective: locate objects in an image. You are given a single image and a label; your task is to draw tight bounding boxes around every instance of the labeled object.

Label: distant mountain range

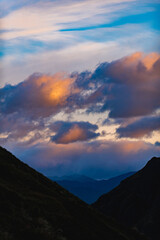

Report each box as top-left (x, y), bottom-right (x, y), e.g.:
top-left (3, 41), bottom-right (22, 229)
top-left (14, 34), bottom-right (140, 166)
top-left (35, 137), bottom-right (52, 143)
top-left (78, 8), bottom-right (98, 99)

top-left (49, 172), bottom-right (135, 204)
top-left (50, 174), bottom-right (95, 182)
top-left (93, 157), bottom-right (160, 240)
top-left (0, 146), bottom-right (144, 240)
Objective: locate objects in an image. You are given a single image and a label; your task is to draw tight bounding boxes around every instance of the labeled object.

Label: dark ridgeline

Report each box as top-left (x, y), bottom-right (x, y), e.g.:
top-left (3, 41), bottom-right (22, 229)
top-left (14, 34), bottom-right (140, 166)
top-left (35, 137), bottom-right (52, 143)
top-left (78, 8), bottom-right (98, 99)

top-left (93, 157), bottom-right (160, 240)
top-left (0, 146), bottom-right (146, 240)
top-left (49, 172), bottom-right (135, 204)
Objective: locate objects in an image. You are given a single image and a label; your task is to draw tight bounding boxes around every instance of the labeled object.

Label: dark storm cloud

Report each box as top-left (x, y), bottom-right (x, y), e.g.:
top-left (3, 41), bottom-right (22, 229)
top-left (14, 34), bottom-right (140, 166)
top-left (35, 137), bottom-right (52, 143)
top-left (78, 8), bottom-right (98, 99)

top-left (117, 116), bottom-right (160, 138)
top-left (50, 121), bottom-right (100, 144)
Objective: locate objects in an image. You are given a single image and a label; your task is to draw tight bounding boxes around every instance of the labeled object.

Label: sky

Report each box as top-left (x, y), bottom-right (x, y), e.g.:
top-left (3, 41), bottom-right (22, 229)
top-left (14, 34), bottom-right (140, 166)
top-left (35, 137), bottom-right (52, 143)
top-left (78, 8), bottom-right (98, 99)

top-left (0, 0), bottom-right (160, 179)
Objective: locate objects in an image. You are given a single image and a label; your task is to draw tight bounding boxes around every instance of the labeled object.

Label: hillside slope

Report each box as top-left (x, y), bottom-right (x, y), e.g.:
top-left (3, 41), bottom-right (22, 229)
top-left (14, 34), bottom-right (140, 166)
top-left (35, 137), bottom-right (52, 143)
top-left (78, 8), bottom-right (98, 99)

top-left (0, 146), bottom-right (145, 240)
top-left (93, 157), bottom-right (160, 240)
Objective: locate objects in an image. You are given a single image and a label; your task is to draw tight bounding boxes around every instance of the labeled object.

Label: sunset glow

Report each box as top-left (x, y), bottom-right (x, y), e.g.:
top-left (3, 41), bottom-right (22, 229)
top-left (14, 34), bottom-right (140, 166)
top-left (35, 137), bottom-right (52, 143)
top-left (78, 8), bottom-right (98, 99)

top-left (0, 0), bottom-right (160, 178)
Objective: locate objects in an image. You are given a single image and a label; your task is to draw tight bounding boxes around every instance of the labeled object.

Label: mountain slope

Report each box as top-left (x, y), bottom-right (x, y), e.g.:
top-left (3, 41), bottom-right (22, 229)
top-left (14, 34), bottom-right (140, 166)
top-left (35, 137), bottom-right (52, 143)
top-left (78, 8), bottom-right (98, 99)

top-left (93, 157), bottom-right (160, 240)
top-left (49, 172), bottom-right (134, 204)
top-left (0, 146), bottom-right (145, 240)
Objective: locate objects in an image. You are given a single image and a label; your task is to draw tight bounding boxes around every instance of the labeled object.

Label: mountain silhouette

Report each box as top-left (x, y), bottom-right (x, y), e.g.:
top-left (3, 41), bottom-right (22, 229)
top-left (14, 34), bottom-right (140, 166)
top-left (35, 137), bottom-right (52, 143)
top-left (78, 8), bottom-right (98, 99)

top-left (49, 172), bottom-right (134, 204)
top-left (0, 146), bottom-right (146, 240)
top-left (93, 157), bottom-right (160, 240)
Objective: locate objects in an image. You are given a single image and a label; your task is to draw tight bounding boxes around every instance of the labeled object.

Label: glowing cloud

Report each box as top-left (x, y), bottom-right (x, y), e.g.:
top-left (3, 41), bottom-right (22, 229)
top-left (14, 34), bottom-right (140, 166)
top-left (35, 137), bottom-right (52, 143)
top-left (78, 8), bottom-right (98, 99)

top-left (0, 72), bottom-right (78, 119)
top-left (50, 121), bottom-right (100, 144)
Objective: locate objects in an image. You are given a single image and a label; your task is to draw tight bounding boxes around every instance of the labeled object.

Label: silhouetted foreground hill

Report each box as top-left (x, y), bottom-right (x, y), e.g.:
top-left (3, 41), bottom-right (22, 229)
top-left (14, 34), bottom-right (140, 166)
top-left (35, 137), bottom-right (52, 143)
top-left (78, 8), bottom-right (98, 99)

top-left (49, 172), bottom-right (135, 204)
top-left (93, 157), bottom-right (160, 240)
top-left (0, 146), bottom-right (146, 240)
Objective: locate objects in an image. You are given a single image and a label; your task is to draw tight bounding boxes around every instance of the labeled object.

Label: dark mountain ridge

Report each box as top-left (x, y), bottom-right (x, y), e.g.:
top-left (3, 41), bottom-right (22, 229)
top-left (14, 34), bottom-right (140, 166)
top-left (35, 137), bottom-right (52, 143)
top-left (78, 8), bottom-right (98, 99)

top-left (0, 146), bottom-right (145, 240)
top-left (93, 157), bottom-right (160, 240)
top-left (49, 172), bottom-right (135, 204)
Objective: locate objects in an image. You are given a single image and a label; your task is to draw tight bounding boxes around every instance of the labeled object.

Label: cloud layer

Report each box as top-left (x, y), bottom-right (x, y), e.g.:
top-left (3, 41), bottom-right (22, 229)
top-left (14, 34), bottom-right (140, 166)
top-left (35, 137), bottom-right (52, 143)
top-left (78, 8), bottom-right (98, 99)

top-left (0, 52), bottom-right (160, 177)
top-left (12, 140), bottom-right (160, 179)
top-left (0, 52), bottom-right (160, 144)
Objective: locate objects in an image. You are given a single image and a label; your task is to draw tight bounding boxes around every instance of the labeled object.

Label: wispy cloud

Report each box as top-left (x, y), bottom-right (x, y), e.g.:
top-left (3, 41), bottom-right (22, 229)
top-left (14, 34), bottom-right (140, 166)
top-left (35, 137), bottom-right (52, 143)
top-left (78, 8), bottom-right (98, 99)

top-left (1, 0), bottom-right (159, 87)
top-left (1, 0), bottom-right (158, 41)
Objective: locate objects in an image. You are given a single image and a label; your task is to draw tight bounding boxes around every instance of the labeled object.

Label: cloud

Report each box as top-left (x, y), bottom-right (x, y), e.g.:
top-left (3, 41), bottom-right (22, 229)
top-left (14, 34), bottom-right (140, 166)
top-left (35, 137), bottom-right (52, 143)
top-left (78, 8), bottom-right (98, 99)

top-left (0, 113), bottom-right (45, 145)
top-left (1, 52), bottom-right (160, 146)
top-left (1, 40), bottom-right (134, 87)
top-left (1, 0), bottom-right (158, 88)
top-left (10, 139), bottom-right (160, 179)
top-left (116, 115), bottom-right (160, 138)
top-left (83, 52), bottom-right (160, 118)
top-left (0, 72), bottom-right (78, 119)
top-left (50, 121), bottom-right (100, 144)
top-left (0, 0), bottom-right (140, 40)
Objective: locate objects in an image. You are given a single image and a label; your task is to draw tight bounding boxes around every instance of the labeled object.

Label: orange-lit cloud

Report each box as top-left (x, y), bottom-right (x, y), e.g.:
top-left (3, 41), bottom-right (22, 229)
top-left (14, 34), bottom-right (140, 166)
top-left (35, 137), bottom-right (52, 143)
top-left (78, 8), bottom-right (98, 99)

top-left (141, 52), bottom-right (160, 70)
top-left (50, 121), bottom-right (100, 144)
top-left (34, 73), bottom-right (78, 105)
top-left (105, 51), bottom-right (160, 85)
top-left (0, 72), bottom-right (78, 118)
top-left (121, 52), bottom-right (160, 70)
top-left (57, 125), bottom-right (87, 144)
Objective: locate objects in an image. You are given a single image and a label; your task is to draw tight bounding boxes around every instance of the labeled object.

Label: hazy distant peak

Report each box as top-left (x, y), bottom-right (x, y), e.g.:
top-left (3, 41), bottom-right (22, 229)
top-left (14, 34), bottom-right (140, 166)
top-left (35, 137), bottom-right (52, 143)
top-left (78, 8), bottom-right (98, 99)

top-left (49, 174), bottom-right (95, 182)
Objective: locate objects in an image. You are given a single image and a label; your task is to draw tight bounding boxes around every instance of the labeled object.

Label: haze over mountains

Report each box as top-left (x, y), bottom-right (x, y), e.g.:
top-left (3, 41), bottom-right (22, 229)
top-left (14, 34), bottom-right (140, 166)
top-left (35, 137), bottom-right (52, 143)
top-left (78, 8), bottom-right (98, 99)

top-left (0, 146), bottom-right (145, 240)
top-left (93, 157), bottom-right (160, 240)
top-left (49, 172), bottom-right (135, 204)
